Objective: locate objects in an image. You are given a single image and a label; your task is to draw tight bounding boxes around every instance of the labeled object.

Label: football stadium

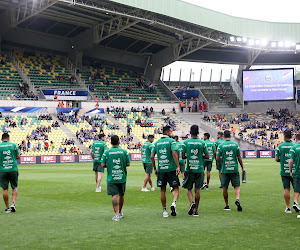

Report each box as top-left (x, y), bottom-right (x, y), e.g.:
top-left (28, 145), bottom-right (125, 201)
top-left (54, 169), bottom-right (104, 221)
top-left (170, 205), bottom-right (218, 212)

top-left (0, 0), bottom-right (300, 248)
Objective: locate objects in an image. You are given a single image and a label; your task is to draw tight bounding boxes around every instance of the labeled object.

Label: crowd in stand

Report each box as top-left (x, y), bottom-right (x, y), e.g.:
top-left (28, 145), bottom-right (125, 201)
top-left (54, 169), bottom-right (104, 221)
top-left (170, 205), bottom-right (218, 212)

top-left (135, 118), bottom-right (153, 127)
top-left (136, 78), bottom-right (157, 93)
top-left (13, 82), bottom-right (38, 100)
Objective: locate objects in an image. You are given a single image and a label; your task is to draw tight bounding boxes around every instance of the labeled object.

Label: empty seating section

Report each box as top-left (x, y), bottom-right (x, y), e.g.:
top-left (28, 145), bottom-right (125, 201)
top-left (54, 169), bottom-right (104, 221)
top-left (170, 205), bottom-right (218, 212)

top-left (0, 54), bottom-right (23, 100)
top-left (81, 66), bottom-right (166, 101)
top-left (0, 115), bottom-right (71, 155)
top-left (200, 82), bottom-right (241, 108)
top-left (13, 51), bottom-right (80, 92)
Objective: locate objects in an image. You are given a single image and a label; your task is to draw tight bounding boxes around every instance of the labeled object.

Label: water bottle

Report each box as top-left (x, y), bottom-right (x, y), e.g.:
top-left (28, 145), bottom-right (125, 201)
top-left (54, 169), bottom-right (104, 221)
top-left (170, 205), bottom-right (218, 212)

top-left (242, 171), bottom-right (246, 183)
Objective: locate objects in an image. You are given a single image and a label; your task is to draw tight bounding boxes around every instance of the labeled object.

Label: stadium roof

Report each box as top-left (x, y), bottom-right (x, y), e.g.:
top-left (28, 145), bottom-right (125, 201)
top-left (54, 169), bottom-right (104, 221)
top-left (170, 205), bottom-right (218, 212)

top-left (1, 0), bottom-right (300, 66)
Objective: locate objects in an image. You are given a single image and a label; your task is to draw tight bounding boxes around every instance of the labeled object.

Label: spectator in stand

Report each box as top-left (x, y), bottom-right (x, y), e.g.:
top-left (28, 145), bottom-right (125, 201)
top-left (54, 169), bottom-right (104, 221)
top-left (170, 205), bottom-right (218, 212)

top-left (173, 107), bottom-right (176, 114)
top-left (203, 102), bottom-right (207, 112)
top-left (44, 141), bottom-right (49, 151)
top-left (38, 142), bottom-right (41, 151)
top-left (95, 96), bottom-right (98, 102)
top-left (188, 102), bottom-right (191, 112)
top-left (59, 146), bottom-right (64, 154)
top-left (162, 109), bottom-right (166, 115)
top-left (54, 95), bottom-right (58, 101)
top-left (96, 103), bottom-right (99, 109)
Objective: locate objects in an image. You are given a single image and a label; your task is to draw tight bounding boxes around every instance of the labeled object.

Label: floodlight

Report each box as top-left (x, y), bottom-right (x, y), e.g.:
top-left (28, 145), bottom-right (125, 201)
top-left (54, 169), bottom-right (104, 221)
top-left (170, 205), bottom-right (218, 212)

top-left (291, 42), bottom-right (296, 47)
top-left (255, 40), bottom-right (261, 45)
top-left (242, 37), bottom-right (247, 42)
top-left (285, 41), bottom-right (291, 47)
top-left (296, 44), bottom-right (300, 50)
top-left (230, 37), bottom-right (235, 42)
top-left (271, 42), bottom-right (277, 47)
top-left (236, 37), bottom-right (242, 42)
top-left (248, 39), bottom-right (254, 46)
top-left (278, 41), bottom-right (284, 47)
top-left (261, 40), bottom-right (268, 46)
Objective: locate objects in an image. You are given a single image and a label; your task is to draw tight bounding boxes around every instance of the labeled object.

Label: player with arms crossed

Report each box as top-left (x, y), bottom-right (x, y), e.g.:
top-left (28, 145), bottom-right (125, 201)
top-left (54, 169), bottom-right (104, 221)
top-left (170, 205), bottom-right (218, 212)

top-left (202, 133), bottom-right (216, 190)
top-left (141, 135), bottom-right (155, 192)
top-left (101, 135), bottom-right (130, 221)
top-left (275, 130), bottom-right (295, 213)
top-left (174, 135), bottom-right (186, 179)
top-left (216, 130), bottom-right (245, 211)
top-left (182, 125), bottom-right (209, 216)
top-left (288, 132), bottom-right (300, 214)
top-left (0, 133), bottom-right (20, 213)
top-left (214, 132), bottom-right (225, 188)
top-left (91, 134), bottom-right (108, 192)
top-left (151, 126), bottom-right (181, 217)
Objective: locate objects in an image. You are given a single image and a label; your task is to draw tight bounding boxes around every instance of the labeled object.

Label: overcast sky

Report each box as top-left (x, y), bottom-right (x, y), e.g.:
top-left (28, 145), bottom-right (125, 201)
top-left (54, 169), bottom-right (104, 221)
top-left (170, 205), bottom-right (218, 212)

top-left (182, 0), bottom-right (300, 23)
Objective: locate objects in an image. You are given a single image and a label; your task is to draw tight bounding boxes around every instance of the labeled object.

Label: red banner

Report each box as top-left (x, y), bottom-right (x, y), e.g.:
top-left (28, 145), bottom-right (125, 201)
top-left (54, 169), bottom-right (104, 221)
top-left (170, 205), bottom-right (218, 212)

top-left (260, 151), bottom-right (272, 158)
top-left (20, 156), bottom-right (36, 164)
top-left (79, 155), bottom-right (93, 162)
top-left (60, 155), bottom-right (75, 163)
top-left (41, 155), bottom-right (56, 163)
top-left (131, 153), bottom-right (142, 161)
top-left (245, 151), bottom-right (257, 158)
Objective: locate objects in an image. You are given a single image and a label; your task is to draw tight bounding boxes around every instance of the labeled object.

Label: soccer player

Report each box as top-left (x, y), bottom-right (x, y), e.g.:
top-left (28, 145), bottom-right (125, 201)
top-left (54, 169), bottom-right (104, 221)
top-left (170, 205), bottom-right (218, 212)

top-left (141, 135), bottom-right (155, 192)
top-left (288, 132), bottom-right (300, 213)
top-left (101, 135), bottom-right (130, 221)
top-left (174, 135), bottom-right (186, 179)
top-left (91, 134), bottom-right (108, 192)
top-left (151, 125), bottom-right (180, 217)
top-left (216, 130), bottom-right (245, 211)
top-left (214, 132), bottom-right (225, 188)
top-left (275, 130), bottom-right (295, 213)
top-left (0, 133), bottom-right (20, 213)
top-left (202, 132), bottom-right (216, 190)
top-left (182, 125), bottom-right (209, 216)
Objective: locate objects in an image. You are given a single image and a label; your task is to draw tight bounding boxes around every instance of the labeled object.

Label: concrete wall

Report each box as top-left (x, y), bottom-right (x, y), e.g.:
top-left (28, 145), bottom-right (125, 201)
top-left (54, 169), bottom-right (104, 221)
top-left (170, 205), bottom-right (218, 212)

top-left (244, 100), bottom-right (296, 112)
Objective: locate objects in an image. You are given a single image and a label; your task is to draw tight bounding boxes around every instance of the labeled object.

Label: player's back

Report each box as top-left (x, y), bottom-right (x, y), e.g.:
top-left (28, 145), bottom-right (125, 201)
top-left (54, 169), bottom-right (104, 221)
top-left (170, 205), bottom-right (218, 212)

top-left (102, 146), bottom-right (129, 183)
top-left (92, 140), bottom-right (107, 162)
top-left (0, 141), bottom-right (18, 172)
top-left (153, 136), bottom-right (176, 172)
top-left (204, 139), bottom-right (215, 161)
top-left (184, 137), bottom-right (206, 172)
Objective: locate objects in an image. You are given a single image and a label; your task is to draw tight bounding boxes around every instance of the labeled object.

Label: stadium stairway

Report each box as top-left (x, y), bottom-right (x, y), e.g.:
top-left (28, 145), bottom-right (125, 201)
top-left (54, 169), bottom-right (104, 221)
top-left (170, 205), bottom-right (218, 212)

top-left (51, 115), bottom-right (89, 154)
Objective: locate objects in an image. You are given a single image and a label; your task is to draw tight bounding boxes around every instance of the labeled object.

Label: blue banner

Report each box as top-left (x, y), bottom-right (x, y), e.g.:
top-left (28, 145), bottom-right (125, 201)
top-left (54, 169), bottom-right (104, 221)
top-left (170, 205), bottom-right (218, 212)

top-left (42, 90), bottom-right (89, 100)
top-left (56, 108), bottom-right (81, 114)
top-left (0, 107), bottom-right (46, 113)
top-left (173, 90), bottom-right (199, 100)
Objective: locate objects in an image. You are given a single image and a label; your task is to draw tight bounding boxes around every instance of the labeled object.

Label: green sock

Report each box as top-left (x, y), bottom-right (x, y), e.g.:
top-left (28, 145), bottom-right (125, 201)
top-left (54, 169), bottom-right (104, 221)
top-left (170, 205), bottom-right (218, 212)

top-left (173, 200), bottom-right (177, 204)
top-left (163, 207), bottom-right (167, 211)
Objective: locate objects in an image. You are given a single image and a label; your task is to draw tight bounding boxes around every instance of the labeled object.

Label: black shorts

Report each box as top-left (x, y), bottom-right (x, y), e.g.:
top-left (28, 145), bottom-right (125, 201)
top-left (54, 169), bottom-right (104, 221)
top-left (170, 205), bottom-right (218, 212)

top-left (107, 182), bottom-right (126, 196)
top-left (182, 172), bottom-right (204, 190)
top-left (157, 171), bottom-right (180, 188)
top-left (221, 173), bottom-right (240, 188)
top-left (0, 171), bottom-right (19, 190)
top-left (281, 176), bottom-right (294, 190)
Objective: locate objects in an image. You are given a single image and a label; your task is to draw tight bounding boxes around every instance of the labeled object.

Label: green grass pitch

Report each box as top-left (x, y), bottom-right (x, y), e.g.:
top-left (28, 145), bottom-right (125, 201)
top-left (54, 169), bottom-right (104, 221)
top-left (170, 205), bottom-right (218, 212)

top-left (0, 158), bottom-right (299, 249)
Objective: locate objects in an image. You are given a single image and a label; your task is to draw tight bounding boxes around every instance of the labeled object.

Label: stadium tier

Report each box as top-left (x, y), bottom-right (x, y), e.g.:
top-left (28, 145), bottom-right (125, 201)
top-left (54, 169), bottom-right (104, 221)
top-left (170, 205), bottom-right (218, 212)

top-left (13, 51), bottom-right (81, 92)
top-left (204, 110), bottom-right (300, 149)
top-left (0, 115), bottom-right (75, 155)
top-left (0, 54), bottom-right (23, 100)
top-left (80, 66), bottom-right (169, 102)
top-left (200, 82), bottom-right (242, 108)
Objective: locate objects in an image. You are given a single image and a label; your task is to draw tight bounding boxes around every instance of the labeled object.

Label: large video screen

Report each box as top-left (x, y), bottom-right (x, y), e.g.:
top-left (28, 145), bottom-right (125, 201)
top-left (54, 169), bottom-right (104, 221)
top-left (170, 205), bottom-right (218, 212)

top-left (243, 68), bottom-right (294, 102)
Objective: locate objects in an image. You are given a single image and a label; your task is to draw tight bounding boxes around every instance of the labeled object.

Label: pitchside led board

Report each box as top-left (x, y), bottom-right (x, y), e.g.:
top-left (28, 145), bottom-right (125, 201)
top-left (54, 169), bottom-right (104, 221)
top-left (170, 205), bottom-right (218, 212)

top-left (242, 68), bottom-right (294, 102)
